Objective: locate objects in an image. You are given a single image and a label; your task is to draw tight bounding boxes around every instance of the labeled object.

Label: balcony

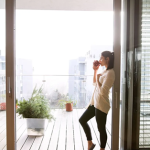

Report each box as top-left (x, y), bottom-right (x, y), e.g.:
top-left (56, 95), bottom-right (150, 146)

top-left (0, 74), bottom-right (113, 149)
top-left (0, 109), bottom-right (112, 150)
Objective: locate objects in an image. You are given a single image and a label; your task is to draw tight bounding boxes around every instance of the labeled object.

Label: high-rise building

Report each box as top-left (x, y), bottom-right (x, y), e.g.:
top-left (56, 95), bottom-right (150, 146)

top-left (69, 45), bottom-right (113, 108)
top-left (0, 55), bottom-right (33, 104)
top-left (69, 57), bottom-right (86, 108)
top-left (16, 58), bottom-right (33, 101)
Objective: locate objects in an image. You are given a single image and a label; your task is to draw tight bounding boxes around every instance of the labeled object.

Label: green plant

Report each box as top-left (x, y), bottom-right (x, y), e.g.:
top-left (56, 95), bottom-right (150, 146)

top-left (58, 96), bottom-right (77, 109)
top-left (16, 85), bottom-right (54, 121)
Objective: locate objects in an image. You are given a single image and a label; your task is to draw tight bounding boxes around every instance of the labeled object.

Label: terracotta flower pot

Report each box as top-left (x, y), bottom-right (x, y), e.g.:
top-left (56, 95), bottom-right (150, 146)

top-left (66, 103), bottom-right (73, 111)
top-left (0, 103), bottom-right (6, 110)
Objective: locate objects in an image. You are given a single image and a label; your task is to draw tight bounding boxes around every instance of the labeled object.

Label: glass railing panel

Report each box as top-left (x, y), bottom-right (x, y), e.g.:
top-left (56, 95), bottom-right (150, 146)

top-left (16, 75), bottom-right (97, 109)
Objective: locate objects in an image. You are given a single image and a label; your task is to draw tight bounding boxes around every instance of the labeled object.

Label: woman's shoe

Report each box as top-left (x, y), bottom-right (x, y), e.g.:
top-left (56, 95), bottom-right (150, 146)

top-left (89, 143), bottom-right (96, 150)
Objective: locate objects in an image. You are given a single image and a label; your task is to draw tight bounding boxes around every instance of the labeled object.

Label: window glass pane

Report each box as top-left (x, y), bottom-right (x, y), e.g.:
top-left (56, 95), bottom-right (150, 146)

top-left (16, 10), bottom-right (113, 109)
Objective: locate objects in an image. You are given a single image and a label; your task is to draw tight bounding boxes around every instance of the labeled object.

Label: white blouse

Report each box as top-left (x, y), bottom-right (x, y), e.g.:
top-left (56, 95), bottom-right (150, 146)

top-left (89, 68), bottom-right (115, 114)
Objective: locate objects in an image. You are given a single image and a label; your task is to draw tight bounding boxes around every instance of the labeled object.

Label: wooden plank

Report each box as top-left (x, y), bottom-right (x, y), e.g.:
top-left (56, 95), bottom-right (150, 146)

top-left (0, 130), bottom-right (6, 142)
top-left (57, 110), bottom-right (67, 150)
top-left (30, 123), bottom-right (48, 150)
top-left (77, 109), bottom-right (100, 150)
top-left (106, 122), bottom-right (111, 148)
top-left (0, 112), bottom-right (6, 127)
top-left (2, 109), bottom-right (113, 150)
top-left (17, 130), bottom-right (28, 150)
top-left (0, 137), bottom-right (6, 150)
top-left (77, 109), bottom-right (88, 150)
top-left (32, 110), bottom-right (56, 150)
top-left (30, 136), bottom-right (44, 150)
top-left (21, 136), bottom-right (35, 150)
top-left (73, 109), bottom-right (83, 150)
top-left (0, 111), bottom-right (6, 117)
top-left (106, 110), bottom-right (112, 149)
top-left (9, 110), bottom-right (53, 150)
top-left (91, 118), bottom-right (110, 150)
top-left (0, 124), bottom-right (6, 133)
top-left (107, 110), bottom-right (112, 125)
top-left (0, 118), bottom-right (6, 127)
top-left (17, 110), bottom-right (56, 150)
top-left (0, 118), bottom-right (25, 149)
top-left (66, 110), bottom-right (74, 150)
top-left (2, 119), bottom-right (26, 150)
top-left (89, 109), bottom-right (111, 150)
top-left (39, 120), bottom-right (55, 150)
top-left (48, 109), bottom-right (62, 150)
top-left (16, 123), bottom-right (26, 141)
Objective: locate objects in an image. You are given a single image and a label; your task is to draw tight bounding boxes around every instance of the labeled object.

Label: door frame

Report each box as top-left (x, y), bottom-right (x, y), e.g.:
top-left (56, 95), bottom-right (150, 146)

top-left (111, 0), bottom-right (121, 149)
top-left (6, 0), bottom-right (16, 149)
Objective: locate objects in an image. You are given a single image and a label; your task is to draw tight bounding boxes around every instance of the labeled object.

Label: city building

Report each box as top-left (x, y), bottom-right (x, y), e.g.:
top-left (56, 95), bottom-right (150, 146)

top-left (69, 57), bottom-right (86, 108)
top-left (0, 54), bottom-right (33, 104)
top-left (16, 58), bottom-right (33, 101)
top-left (69, 45), bottom-right (113, 108)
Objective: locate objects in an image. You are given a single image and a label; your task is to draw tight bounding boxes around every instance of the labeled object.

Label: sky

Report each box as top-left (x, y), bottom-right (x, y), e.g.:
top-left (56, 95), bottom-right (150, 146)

top-left (0, 10), bottom-right (113, 75)
top-left (0, 10), bottom-right (113, 95)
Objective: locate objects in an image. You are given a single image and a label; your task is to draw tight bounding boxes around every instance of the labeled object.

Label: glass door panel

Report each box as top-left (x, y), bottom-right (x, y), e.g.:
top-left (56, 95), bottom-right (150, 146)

top-left (15, 5), bottom-right (114, 149)
top-left (139, 0), bottom-right (150, 148)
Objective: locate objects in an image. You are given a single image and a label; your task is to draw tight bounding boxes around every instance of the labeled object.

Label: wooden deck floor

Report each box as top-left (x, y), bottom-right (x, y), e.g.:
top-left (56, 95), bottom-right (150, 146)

top-left (0, 109), bottom-right (112, 150)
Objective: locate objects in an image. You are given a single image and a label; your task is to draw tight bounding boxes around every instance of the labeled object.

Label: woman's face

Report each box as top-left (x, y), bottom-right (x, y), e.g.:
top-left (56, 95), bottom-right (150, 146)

top-left (99, 55), bottom-right (109, 66)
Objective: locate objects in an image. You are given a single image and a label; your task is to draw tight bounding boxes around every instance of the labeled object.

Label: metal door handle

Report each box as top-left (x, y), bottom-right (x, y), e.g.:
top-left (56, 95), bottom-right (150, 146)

top-left (7, 77), bottom-right (12, 97)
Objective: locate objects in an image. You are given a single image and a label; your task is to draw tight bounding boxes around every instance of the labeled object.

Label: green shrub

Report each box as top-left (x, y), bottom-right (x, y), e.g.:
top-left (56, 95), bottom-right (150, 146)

top-left (16, 85), bottom-right (54, 121)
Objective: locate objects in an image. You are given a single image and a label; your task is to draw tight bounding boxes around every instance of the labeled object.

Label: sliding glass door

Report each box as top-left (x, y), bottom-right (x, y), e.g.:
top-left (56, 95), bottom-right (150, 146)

top-left (120, 0), bottom-right (150, 149)
top-left (3, 0), bottom-right (122, 149)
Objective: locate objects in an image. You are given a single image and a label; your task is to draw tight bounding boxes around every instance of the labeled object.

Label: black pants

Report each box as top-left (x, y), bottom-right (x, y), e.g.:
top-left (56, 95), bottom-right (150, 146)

top-left (79, 105), bottom-right (107, 149)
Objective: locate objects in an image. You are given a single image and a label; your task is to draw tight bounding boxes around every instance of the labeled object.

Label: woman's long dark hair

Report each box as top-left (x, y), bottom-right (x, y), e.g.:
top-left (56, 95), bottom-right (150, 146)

top-left (101, 51), bottom-right (114, 70)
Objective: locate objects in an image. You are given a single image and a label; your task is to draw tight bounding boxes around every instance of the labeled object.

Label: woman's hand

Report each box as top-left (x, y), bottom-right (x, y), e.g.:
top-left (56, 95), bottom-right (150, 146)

top-left (93, 60), bottom-right (100, 71)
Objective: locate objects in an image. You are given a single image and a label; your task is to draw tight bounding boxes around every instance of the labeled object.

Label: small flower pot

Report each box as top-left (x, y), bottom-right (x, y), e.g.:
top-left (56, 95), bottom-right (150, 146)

top-left (26, 118), bottom-right (47, 136)
top-left (0, 103), bottom-right (6, 110)
top-left (66, 103), bottom-right (73, 111)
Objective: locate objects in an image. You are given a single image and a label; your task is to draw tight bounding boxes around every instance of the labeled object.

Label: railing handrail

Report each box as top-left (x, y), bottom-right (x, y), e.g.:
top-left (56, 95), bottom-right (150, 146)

top-left (0, 74), bottom-right (94, 76)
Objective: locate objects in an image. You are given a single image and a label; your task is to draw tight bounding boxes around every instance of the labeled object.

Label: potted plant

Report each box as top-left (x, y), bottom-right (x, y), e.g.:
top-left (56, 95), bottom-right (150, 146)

top-left (16, 85), bottom-right (54, 136)
top-left (58, 96), bottom-right (77, 111)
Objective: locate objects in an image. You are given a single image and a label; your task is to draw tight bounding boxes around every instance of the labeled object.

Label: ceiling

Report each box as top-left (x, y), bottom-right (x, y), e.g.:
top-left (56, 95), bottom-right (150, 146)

top-left (0, 0), bottom-right (113, 11)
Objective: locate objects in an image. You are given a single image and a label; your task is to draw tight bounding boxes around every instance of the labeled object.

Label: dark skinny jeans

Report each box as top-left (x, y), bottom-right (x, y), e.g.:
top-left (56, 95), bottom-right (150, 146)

top-left (79, 105), bottom-right (107, 149)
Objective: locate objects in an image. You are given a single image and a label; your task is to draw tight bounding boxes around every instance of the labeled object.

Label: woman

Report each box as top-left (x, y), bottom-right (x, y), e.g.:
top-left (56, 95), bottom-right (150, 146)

top-left (79, 51), bottom-right (115, 150)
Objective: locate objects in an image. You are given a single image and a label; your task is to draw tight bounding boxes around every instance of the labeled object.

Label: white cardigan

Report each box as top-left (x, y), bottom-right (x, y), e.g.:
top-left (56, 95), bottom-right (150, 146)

top-left (89, 68), bottom-right (115, 114)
